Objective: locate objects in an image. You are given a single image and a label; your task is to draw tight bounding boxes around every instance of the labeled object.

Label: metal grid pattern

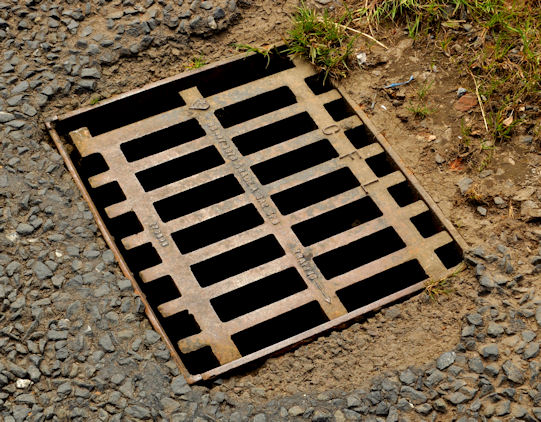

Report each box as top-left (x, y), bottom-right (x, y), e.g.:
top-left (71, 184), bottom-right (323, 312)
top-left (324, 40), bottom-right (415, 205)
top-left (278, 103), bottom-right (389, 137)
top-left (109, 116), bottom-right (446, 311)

top-left (47, 51), bottom-right (466, 383)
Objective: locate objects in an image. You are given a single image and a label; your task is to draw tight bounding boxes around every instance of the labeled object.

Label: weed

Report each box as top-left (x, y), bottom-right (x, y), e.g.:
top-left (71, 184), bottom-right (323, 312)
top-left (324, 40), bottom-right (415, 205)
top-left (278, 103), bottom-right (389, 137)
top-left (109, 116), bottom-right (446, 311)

top-left (425, 262), bottom-right (466, 302)
top-left (89, 96), bottom-right (103, 106)
top-left (407, 80), bottom-right (434, 119)
top-left (234, 44), bottom-right (273, 67)
top-left (417, 80), bottom-right (434, 101)
top-left (407, 102), bottom-right (433, 119)
top-left (284, 2), bottom-right (356, 81)
top-left (186, 55), bottom-right (206, 70)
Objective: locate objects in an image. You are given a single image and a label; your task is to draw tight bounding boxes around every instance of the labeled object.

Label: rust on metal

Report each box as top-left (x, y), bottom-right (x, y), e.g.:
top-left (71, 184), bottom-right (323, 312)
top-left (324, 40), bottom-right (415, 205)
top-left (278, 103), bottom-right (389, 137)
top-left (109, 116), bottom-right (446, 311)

top-left (47, 48), bottom-right (467, 384)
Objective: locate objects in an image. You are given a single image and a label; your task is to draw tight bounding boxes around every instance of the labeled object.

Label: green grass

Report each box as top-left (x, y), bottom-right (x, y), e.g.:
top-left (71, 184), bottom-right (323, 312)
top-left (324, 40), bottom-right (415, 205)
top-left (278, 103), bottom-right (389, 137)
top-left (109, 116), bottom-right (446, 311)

top-left (424, 262), bottom-right (466, 302)
top-left (284, 2), bottom-right (356, 81)
top-left (186, 55), bottom-right (206, 70)
top-left (354, 0), bottom-right (540, 146)
top-left (407, 102), bottom-right (434, 118)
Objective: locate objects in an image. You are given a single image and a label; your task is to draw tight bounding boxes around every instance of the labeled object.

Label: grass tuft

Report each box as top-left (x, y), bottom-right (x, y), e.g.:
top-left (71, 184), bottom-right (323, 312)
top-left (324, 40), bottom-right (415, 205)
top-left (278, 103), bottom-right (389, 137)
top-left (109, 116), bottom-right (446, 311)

top-left (425, 262), bottom-right (466, 302)
top-left (284, 2), bottom-right (357, 81)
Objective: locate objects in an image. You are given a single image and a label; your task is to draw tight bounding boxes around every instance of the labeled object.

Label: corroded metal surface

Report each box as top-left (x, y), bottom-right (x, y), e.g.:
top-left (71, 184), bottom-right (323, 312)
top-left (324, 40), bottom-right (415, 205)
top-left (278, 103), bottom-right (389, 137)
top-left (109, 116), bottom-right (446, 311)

top-left (47, 50), bottom-right (467, 384)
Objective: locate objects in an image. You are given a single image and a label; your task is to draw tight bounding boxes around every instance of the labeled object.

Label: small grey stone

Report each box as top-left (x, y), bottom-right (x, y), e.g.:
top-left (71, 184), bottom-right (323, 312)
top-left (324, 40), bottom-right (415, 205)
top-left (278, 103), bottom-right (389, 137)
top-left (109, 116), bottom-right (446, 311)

top-left (16, 223), bottom-right (35, 235)
top-left (33, 261), bottom-right (53, 280)
top-left (0, 111), bottom-right (15, 122)
top-left (457, 177), bottom-right (473, 194)
top-left (346, 394), bottom-right (361, 407)
top-left (98, 334), bottom-right (115, 352)
top-left (424, 369), bottom-right (444, 388)
top-left (415, 403), bottom-right (432, 415)
top-left (213, 7), bottom-right (225, 19)
top-left (487, 322), bottom-right (504, 337)
top-left (536, 306), bottom-right (541, 326)
top-left (80, 67), bottom-right (100, 78)
top-left (462, 325), bottom-right (475, 337)
top-left (399, 368), bottom-right (416, 385)
top-left (519, 135), bottom-right (533, 144)
top-left (502, 360), bottom-right (525, 384)
top-left (117, 278), bottom-right (132, 291)
top-left (436, 351), bottom-right (456, 370)
top-left (524, 342), bottom-right (539, 359)
top-left (481, 344), bottom-right (499, 360)
top-left (312, 409), bottom-right (332, 422)
top-left (144, 329), bottom-right (161, 345)
top-left (125, 406), bottom-right (151, 419)
top-left (468, 356), bottom-right (484, 374)
top-left (400, 385), bottom-right (427, 404)
top-left (479, 275), bottom-right (495, 290)
top-left (289, 406), bottom-right (304, 417)
top-left (58, 382), bottom-right (72, 395)
top-left (484, 364), bottom-right (499, 377)
top-left (457, 87), bottom-right (467, 98)
top-left (467, 313), bottom-right (483, 326)
top-left (477, 206), bottom-right (487, 216)
top-left (444, 392), bottom-right (470, 404)
top-left (494, 196), bottom-right (505, 206)
top-left (522, 330), bottom-right (536, 342)
top-left (11, 81), bottom-right (29, 94)
top-left (171, 375), bottom-right (191, 395)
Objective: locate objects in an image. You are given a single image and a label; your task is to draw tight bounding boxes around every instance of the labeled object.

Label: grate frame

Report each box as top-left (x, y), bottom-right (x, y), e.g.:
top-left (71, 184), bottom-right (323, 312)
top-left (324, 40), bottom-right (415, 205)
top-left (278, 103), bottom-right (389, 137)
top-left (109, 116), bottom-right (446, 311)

top-left (47, 49), bottom-right (467, 384)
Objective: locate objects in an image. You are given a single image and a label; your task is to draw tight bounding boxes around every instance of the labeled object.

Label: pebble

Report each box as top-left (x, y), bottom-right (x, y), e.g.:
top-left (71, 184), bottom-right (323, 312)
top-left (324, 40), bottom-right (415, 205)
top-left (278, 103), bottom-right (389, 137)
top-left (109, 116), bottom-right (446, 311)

top-left (436, 351), bottom-right (455, 370)
top-left (457, 177), bottom-right (473, 194)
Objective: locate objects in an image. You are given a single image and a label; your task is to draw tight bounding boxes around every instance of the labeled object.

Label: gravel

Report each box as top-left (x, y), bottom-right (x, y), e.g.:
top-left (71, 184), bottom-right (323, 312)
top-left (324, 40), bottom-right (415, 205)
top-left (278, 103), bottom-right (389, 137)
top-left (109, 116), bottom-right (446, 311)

top-left (0, 1), bottom-right (539, 420)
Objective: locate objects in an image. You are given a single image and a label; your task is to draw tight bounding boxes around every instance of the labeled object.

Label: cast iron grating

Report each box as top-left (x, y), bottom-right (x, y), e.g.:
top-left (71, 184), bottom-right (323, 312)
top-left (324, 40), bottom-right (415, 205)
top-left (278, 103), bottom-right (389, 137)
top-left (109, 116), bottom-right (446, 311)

top-left (47, 48), bottom-right (467, 384)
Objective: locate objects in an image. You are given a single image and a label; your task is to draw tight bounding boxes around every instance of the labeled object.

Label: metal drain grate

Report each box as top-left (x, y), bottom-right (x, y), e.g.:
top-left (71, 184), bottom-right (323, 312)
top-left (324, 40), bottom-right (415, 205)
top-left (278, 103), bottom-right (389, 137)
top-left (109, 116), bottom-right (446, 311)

top-left (47, 49), bottom-right (467, 383)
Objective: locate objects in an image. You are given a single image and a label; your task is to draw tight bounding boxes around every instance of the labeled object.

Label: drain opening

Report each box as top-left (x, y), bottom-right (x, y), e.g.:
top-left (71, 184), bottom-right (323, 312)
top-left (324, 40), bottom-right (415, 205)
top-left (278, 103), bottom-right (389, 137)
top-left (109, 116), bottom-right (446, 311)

top-left (172, 204), bottom-right (264, 254)
top-left (78, 153), bottom-right (109, 178)
top-left (251, 139), bottom-right (338, 185)
top-left (435, 242), bottom-right (463, 269)
top-left (120, 119), bottom-right (206, 162)
top-left (314, 226), bottom-right (406, 279)
top-left (411, 211), bottom-right (443, 238)
top-left (140, 275), bottom-right (181, 309)
top-left (365, 152), bottom-right (398, 178)
top-left (271, 167), bottom-right (360, 215)
top-left (231, 301), bottom-right (329, 356)
top-left (324, 98), bottom-right (356, 121)
top-left (292, 196), bottom-right (383, 246)
top-left (91, 181), bottom-right (126, 209)
top-left (304, 73), bottom-right (334, 95)
top-left (215, 86), bottom-right (297, 128)
top-left (123, 242), bottom-right (162, 274)
top-left (56, 88), bottom-right (186, 137)
top-left (388, 181), bottom-right (419, 207)
top-left (190, 235), bottom-right (285, 287)
top-left (136, 146), bottom-right (224, 192)
top-left (154, 175), bottom-right (245, 223)
top-left (54, 51), bottom-right (294, 137)
top-left (232, 112), bottom-right (317, 156)
top-left (108, 211), bottom-right (144, 240)
top-left (197, 50), bottom-right (294, 97)
top-left (337, 260), bottom-right (427, 311)
top-left (180, 346), bottom-right (220, 375)
top-left (160, 310), bottom-right (201, 341)
top-left (211, 268), bottom-right (307, 322)
top-left (345, 125), bottom-right (376, 149)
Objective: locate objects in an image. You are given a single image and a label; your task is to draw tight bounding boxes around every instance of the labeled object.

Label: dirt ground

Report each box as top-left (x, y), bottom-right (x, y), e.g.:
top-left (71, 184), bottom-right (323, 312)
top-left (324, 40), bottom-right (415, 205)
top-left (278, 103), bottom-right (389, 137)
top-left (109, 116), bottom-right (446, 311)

top-left (43, 0), bottom-right (541, 404)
